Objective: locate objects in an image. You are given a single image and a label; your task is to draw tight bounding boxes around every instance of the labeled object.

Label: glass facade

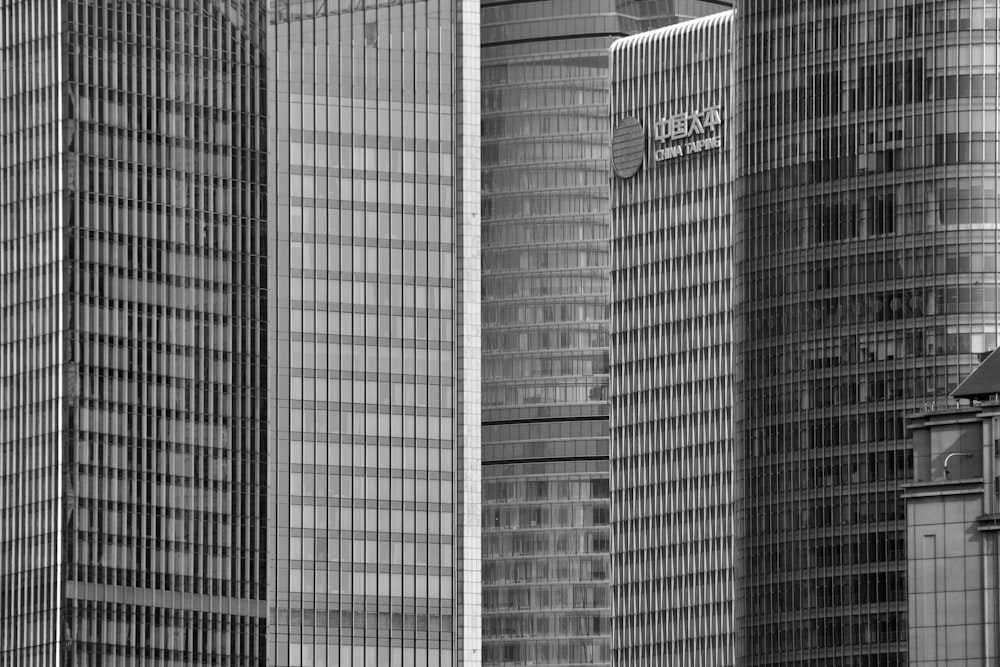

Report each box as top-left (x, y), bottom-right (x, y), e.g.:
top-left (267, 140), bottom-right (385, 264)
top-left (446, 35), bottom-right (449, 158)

top-left (735, 2), bottom-right (1000, 665)
top-left (266, 0), bottom-right (481, 664)
top-left (2, 1), bottom-right (268, 665)
top-left (480, 1), bottom-right (731, 665)
top-left (610, 12), bottom-right (733, 667)
top-left (1, 3), bottom-right (63, 663)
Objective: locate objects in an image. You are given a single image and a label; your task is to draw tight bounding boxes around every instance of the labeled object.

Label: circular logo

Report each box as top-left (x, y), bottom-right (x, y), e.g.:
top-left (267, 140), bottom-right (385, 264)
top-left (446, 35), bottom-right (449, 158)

top-left (611, 117), bottom-right (645, 179)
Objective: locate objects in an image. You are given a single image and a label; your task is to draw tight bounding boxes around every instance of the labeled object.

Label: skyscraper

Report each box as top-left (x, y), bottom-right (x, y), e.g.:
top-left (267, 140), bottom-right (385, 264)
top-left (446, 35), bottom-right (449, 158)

top-left (736, 2), bottom-right (1000, 664)
top-left (265, 0), bottom-right (481, 665)
top-left (1, 1), bottom-right (267, 664)
top-left (480, 1), bottom-right (730, 665)
top-left (609, 12), bottom-right (734, 667)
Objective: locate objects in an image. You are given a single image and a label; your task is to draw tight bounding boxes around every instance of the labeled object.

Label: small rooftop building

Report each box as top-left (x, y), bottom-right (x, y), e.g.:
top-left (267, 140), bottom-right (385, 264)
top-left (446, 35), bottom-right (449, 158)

top-left (903, 355), bottom-right (1000, 666)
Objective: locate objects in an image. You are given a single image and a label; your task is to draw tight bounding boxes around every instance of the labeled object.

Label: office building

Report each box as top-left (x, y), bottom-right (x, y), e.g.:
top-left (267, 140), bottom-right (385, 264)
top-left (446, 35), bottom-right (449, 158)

top-left (480, 1), bottom-right (731, 664)
top-left (609, 11), bottom-right (734, 667)
top-left (1, 1), bottom-right (267, 664)
top-left (736, 3), bottom-right (1000, 665)
top-left (266, 0), bottom-right (481, 665)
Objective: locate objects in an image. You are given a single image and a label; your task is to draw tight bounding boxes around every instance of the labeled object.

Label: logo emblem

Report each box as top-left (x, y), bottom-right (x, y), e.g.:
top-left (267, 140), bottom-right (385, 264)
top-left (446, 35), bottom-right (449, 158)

top-left (611, 117), bottom-right (644, 179)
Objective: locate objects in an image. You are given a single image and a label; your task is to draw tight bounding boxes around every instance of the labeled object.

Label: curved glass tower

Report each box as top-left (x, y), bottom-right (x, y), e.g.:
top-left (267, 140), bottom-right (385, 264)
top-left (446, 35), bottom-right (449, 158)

top-left (480, 1), bottom-right (730, 665)
top-left (736, 2), bottom-right (1000, 665)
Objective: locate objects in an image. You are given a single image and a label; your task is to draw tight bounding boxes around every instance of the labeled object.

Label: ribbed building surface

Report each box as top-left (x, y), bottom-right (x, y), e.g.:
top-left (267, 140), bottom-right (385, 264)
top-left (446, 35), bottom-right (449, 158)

top-left (610, 12), bottom-right (733, 667)
top-left (736, 2), bottom-right (1000, 665)
top-left (0, 1), bottom-right (267, 664)
top-left (480, 2), bottom-right (730, 665)
top-left (266, 0), bottom-right (481, 665)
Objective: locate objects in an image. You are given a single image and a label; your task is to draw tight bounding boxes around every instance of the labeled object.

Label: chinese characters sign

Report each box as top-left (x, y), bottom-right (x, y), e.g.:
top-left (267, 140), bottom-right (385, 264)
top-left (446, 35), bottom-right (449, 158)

top-left (652, 105), bottom-right (724, 162)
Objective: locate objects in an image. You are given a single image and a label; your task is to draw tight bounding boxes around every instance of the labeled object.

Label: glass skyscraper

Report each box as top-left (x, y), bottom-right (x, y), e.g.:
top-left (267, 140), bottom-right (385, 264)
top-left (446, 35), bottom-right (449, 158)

top-left (480, 1), bottom-right (730, 665)
top-left (266, 0), bottom-right (481, 665)
top-left (736, 2), bottom-right (1000, 665)
top-left (609, 12), bottom-right (734, 667)
top-left (1, 1), bottom-right (267, 664)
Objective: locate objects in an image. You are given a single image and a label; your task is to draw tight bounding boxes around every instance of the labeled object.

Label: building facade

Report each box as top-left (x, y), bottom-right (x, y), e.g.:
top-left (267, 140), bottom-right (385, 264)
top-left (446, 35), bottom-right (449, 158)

top-left (480, 1), bottom-right (730, 665)
top-left (265, 1), bottom-right (481, 665)
top-left (736, 2), bottom-right (1000, 665)
top-left (609, 12), bottom-right (734, 667)
top-left (903, 399), bottom-right (998, 667)
top-left (1, 1), bottom-right (267, 664)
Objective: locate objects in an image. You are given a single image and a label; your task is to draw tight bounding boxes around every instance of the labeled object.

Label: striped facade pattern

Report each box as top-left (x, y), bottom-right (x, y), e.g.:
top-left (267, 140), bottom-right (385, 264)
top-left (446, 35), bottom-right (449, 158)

top-left (2, 1), bottom-right (269, 665)
top-left (266, 0), bottom-right (480, 664)
top-left (736, 2), bottom-right (1000, 665)
top-left (480, 2), bottom-right (731, 665)
top-left (610, 12), bottom-right (733, 667)
top-left (0, 2), bottom-right (64, 664)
